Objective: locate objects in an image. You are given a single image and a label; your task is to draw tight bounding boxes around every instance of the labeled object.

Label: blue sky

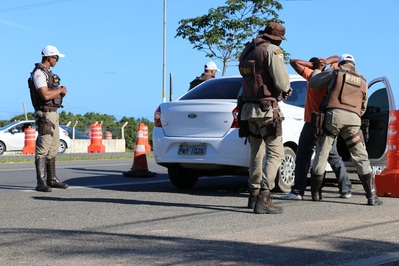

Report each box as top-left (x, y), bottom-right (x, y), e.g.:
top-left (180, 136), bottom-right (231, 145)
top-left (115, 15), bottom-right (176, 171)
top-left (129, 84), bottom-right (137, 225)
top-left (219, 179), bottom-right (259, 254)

top-left (1, 0), bottom-right (398, 121)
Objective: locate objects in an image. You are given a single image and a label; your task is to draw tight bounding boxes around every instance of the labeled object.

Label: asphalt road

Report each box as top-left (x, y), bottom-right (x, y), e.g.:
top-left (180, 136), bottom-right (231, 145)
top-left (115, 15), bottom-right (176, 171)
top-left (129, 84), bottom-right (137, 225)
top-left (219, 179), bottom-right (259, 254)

top-left (0, 155), bottom-right (399, 266)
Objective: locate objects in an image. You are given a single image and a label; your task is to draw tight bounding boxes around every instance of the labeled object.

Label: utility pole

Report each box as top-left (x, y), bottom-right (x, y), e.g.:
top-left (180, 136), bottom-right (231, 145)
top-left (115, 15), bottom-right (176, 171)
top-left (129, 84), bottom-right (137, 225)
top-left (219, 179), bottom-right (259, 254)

top-left (162, 0), bottom-right (167, 103)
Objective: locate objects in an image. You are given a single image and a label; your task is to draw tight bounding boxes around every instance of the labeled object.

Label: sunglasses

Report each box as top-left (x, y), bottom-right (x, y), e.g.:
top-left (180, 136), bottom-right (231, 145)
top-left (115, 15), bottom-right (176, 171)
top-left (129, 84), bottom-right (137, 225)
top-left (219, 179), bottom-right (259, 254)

top-left (51, 55), bottom-right (59, 62)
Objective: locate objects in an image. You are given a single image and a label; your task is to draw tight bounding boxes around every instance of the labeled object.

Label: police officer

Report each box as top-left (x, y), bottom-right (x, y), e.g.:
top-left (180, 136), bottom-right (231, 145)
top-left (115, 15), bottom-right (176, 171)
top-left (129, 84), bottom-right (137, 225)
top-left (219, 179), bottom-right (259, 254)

top-left (281, 56), bottom-right (352, 200)
top-left (309, 54), bottom-right (382, 206)
top-left (238, 22), bottom-right (291, 214)
top-left (188, 61), bottom-right (220, 90)
top-left (28, 45), bottom-right (69, 192)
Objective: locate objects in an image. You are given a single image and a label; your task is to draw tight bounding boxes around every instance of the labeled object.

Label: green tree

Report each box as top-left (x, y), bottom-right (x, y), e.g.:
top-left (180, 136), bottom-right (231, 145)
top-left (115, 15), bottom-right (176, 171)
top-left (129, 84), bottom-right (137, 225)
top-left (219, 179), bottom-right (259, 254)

top-left (119, 116), bottom-right (154, 151)
top-left (175, 0), bottom-right (284, 75)
top-left (8, 112), bottom-right (35, 122)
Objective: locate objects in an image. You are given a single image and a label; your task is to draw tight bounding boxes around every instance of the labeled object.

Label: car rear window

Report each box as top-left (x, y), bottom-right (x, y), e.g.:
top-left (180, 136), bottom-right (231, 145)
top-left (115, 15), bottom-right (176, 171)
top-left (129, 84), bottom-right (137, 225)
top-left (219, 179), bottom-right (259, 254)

top-left (180, 78), bottom-right (243, 100)
top-left (179, 77), bottom-right (307, 107)
top-left (283, 80), bottom-right (307, 108)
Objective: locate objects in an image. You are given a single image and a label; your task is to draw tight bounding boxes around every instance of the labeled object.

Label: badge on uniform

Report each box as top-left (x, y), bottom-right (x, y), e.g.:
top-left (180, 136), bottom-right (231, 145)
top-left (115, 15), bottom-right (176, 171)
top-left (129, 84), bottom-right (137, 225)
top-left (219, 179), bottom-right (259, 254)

top-left (274, 48), bottom-right (284, 59)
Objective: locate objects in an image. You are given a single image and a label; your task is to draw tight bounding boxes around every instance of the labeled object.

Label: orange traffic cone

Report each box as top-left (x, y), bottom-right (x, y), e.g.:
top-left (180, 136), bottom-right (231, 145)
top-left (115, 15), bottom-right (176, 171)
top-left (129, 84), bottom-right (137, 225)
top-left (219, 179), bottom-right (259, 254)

top-left (141, 123), bottom-right (152, 153)
top-left (375, 110), bottom-right (399, 197)
top-left (22, 126), bottom-right (36, 154)
top-left (122, 123), bottom-right (156, 177)
top-left (88, 123), bottom-right (105, 153)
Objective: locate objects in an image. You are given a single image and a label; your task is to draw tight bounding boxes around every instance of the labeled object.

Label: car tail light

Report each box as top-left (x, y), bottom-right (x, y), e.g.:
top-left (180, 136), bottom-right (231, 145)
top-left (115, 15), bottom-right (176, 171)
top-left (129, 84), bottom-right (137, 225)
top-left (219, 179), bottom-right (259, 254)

top-left (231, 107), bottom-right (239, 128)
top-left (154, 106), bottom-right (162, 127)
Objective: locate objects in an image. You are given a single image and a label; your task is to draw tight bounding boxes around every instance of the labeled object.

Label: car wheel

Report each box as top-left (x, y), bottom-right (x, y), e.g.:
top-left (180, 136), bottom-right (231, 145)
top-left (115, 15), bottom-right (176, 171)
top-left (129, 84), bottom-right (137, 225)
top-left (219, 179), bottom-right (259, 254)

top-left (275, 146), bottom-right (296, 193)
top-left (58, 140), bottom-right (67, 154)
top-left (168, 165), bottom-right (199, 188)
top-left (0, 142), bottom-right (5, 155)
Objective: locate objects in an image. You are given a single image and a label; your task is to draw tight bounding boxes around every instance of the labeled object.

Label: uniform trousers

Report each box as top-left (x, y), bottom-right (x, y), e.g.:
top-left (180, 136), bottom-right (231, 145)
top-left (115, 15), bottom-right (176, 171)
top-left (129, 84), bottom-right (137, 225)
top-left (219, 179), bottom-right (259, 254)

top-left (35, 110), bottom-right (60, 159)
top-left (313, 111), bottom-right (371, 177)
top-left (247, 117), bottom-right (284, 191)
top-left (292, 122), bottom-right (352, 196)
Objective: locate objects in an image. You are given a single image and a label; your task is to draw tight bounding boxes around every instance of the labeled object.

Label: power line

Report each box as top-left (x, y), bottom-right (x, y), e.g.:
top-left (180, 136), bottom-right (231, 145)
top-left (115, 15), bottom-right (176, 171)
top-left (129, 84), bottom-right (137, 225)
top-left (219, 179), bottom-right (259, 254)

top-left (0, 0), bottom-right (71, 13)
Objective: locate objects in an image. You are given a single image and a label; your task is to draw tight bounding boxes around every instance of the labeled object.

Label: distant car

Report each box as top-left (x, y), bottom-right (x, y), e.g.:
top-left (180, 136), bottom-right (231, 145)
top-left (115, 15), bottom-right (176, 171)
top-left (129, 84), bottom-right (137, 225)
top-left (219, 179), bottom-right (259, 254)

top-left (60, 125), bottom-right (89, 139)
top-left (0, 120), bottom-right (72, 155)
top-left (153, 75), bottom-right (395, 192)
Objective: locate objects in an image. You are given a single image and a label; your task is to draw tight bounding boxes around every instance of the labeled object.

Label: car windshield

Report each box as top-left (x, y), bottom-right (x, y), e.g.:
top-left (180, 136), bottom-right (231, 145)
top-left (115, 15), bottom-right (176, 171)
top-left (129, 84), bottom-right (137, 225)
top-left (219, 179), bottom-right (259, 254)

top-left (0, 121), bottom-right (19, 131)
top-left (180, 77), bottom-right (243, 100)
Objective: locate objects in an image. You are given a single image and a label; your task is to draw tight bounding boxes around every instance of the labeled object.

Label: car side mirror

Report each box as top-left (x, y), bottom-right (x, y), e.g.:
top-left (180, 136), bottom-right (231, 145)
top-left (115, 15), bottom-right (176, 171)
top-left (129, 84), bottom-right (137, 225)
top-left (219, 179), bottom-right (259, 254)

top-left (10, 128), bottom-right (19, 134)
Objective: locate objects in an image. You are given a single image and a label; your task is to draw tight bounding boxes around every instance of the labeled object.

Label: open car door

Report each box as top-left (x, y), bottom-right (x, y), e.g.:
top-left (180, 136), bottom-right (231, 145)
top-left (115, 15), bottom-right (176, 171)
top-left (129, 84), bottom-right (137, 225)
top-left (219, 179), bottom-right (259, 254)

top-left (337, 76), bottom-right (395, 172)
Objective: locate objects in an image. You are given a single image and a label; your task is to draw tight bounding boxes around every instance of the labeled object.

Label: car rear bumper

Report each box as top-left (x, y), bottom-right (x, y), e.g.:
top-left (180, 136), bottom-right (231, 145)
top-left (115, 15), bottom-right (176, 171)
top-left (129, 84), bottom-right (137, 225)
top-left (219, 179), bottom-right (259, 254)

top-left (153, 127), bottom-right (250, 168)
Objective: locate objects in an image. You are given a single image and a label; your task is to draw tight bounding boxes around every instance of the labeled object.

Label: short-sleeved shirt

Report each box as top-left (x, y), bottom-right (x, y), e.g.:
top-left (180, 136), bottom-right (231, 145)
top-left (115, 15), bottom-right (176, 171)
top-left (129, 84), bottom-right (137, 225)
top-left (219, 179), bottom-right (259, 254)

top-left (32, 67), bottom-right (48, 90)
top-left (302, 63), bottom-right (338, 123)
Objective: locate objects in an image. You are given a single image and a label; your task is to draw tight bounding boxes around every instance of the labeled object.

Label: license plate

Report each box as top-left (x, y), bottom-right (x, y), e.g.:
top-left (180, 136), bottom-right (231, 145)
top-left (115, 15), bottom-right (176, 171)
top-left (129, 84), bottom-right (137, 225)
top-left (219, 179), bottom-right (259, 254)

top-left (178, 144), bottom-right (207, 155)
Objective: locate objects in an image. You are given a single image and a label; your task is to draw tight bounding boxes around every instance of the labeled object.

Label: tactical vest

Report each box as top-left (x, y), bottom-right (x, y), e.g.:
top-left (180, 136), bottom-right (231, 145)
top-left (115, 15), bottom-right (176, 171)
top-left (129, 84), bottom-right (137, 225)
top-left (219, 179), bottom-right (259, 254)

top-left (28, 63), bottom-right (62, 111)
top-left (324, 65), bottom-right (367, 116)
top-left (238, 38), bottom-right (282, 104)
top-left (188, 73), bottom-right (214, 90)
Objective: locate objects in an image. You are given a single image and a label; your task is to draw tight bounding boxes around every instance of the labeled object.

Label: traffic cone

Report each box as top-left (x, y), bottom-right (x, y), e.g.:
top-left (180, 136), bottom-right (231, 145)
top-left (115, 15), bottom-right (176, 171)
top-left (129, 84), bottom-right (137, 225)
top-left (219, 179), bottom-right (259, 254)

top-left (122, 123), bottom-right (156, 177)
top-left (375, 110), bottom-right (399, 197)
top-left (88, 123), bottom-right (105, 153)
top-left (22, 126), bottom-right (36, 154)
top-left (141, 123), bottom-right (152, 153)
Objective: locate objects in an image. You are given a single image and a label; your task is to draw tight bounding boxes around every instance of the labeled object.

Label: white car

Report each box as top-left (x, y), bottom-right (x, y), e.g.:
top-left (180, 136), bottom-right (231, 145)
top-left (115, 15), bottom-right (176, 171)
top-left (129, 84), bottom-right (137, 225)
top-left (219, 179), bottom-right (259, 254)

top-left (153, 75), bottom-right (395, 192)
top-left (0, 120), bottom-right (72, 155)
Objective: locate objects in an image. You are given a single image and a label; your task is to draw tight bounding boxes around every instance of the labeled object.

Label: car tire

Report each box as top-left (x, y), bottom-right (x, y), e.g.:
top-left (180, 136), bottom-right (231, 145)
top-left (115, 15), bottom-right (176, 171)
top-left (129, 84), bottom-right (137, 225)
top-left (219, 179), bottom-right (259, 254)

top-left (0, 141), bottom-right (5, 155)
top-left (275, 146), bottom-right (296, 193)
top-left (168, 165), bottom-right (199, 188)
top-left (58, 140), bottom-right (67, 154)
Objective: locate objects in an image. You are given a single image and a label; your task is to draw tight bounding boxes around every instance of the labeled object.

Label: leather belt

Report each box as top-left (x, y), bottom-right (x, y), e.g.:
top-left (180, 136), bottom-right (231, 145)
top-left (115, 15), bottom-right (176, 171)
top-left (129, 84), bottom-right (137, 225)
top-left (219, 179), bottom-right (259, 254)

top-left (40, 106), bottom-right (58, 112)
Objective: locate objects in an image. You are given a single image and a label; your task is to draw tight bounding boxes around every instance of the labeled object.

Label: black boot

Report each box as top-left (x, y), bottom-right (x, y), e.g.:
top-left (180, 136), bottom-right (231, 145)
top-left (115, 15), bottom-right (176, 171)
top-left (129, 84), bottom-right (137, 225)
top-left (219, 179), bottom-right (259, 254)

top-left (47, 157), bottom-right (68, 189)
top-left (360, 173), bottom-right (383, 206)
top-left (35, 157), bottom-right (52, 192)
top-left (311, 173), bottom-right (324, 201)
top-left (247, 188), bottom-right (260, 209)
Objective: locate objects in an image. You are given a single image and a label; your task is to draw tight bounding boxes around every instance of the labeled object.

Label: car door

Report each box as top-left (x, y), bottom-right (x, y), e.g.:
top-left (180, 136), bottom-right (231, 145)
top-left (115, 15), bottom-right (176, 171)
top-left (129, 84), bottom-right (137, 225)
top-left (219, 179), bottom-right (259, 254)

top-left (337, 77), bottom-right (395, 170)
top-left (6, 123), bottom-right (28, 151)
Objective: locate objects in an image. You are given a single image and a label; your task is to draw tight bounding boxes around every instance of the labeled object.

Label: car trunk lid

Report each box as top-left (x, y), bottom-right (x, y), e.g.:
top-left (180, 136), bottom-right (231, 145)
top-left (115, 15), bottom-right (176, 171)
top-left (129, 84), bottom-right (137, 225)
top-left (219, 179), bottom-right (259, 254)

top-left (160, 100), bottom-right (236, 138)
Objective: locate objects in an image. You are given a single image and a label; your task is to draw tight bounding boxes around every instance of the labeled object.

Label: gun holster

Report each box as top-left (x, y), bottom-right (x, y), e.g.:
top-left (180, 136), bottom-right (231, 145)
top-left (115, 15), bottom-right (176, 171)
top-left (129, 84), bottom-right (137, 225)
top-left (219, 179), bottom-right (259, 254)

top-left (266, 108), bottom-right (284, 137)
top-left (311, 112), bottom-right (325, 137)
top-left (36, 114), bottom-right (55, 137)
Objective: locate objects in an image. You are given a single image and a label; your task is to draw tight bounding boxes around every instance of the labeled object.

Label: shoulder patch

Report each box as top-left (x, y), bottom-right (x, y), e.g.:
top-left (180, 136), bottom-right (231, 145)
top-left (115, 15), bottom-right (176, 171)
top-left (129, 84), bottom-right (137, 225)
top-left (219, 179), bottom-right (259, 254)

top-left (274, 48), bottom-right (283, 55)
